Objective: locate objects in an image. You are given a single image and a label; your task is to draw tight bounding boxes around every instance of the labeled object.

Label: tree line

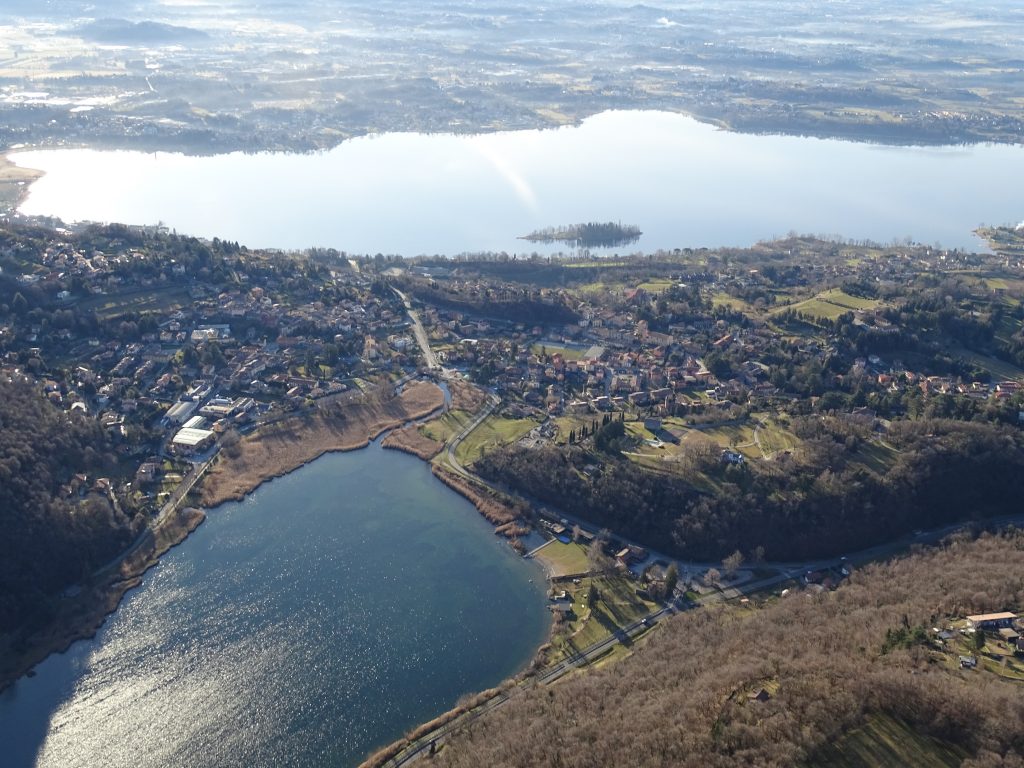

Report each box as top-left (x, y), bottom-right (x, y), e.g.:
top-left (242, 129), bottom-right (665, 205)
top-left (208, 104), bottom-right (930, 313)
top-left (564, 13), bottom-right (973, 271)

top-left (476, 418), bottom-right (1024, 562)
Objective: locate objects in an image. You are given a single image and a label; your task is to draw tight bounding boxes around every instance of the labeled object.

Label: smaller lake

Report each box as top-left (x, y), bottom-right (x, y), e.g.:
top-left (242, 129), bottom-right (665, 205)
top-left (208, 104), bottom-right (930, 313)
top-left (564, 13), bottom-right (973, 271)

top-left (12, 110), bottom-right (1024, 254)
top-left (0, 442), bottom-right (549, 768)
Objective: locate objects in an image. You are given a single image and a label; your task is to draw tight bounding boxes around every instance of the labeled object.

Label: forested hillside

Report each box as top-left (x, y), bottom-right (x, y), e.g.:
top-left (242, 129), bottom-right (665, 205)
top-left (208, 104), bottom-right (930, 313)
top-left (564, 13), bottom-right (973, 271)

top-left (437, 531), bottom-right (1024, 768)
top-left (0, 379), bottom-right (136, 633)
top-left (476, 419), bottom-right (1024, 561)
top-left (402, 279), bottom-right (579, 324)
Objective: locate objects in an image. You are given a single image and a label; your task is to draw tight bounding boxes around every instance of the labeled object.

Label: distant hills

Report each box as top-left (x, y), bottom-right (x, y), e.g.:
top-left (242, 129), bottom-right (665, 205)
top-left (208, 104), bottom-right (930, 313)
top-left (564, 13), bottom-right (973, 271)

top-left (78, 18), bottom-right (210, 45)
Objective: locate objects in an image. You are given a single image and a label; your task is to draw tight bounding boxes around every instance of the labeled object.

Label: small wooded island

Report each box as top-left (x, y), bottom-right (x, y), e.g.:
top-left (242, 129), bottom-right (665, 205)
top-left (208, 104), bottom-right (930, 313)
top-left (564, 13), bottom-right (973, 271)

top-left (520, 221), bottom-right (641, 248)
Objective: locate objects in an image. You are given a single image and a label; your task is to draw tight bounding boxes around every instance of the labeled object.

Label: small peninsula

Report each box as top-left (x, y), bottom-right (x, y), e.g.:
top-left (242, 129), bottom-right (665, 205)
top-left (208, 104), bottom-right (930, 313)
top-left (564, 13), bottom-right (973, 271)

top-left (519, 221), bottom-right (641, 248)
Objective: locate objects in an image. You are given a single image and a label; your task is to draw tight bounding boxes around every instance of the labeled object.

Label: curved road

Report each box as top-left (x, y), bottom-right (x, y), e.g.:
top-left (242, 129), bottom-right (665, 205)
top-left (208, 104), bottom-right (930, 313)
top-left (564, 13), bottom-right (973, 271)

top-left (382, 607), bottom-right (672, 767)
top-left (446, 394), bottom-right (501, 476)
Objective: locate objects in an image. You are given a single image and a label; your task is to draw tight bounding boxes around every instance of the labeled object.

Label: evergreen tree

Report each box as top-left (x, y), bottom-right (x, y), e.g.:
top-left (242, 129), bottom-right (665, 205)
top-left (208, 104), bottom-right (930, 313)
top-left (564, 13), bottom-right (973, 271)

top-left (664, 563), bottom-right (679, 599)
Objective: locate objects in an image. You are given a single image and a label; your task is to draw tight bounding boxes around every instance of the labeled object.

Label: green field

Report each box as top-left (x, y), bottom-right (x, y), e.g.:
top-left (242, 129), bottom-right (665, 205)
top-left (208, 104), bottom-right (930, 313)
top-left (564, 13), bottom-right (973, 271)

top-left (420, 410), bottom-right (472, 444)
top-left (533, 540), bottom-right (591, 576)
top-left (552, 414), bottom-right (602, 445)
top-left (636, 279), bottom-right (674, 293)
top-left (624, 421), bottom-right (657, 442)
top-left (755, 417), bottom-right (798, 455)
top-left (694, 422), bottom-right (760, 458)
top-left (851, 440), bottom-right (900, 475)
top-left (549, 574), bottom-right (659, 663)
top-left (773, 288), bottom-right (882, 323)
top-left (530, 342), bottom-right (587, 361)
top-left (454, 414), bottom-right (537, 465)
top-left (564, 260), bottom-right (630, 269)
top-left (821, 288), bottom-right (882, 310)
top-left (575, 280), bottom-right (623, 295)
top-left (985, 277), bottom-right (1012, 291)
top-left (813, 712), bottom-right (968, 767)
top-left (79, 286), bottom-right (192, 320)
top-left (712, 292), bottom-right (754, 312)
top-left (955, 348), bottom-right (1024, 382)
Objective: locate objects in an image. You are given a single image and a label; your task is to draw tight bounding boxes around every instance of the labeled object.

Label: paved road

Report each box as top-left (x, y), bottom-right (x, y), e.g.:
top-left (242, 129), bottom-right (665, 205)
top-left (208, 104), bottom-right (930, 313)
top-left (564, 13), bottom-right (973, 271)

top-left (445, 394), bottom-right (500, 476)
top-left (94, 448), bottom-right (219, 576)
top-left (393, 287), bottom-right (440, 370)
top-left (373, 502), bottom-right (1024, 767)
top-left (384, 605), bottom-right (673, 767)
top-left (537, 607), bottom-right (671, 684)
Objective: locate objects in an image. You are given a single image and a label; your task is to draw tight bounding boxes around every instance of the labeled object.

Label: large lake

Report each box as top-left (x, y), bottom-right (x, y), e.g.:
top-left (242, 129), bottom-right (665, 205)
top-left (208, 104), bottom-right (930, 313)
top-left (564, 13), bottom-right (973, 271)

top-left (0, 442), bottom-right (549, 768)
top-left (12, 110), bottom-right (1024, 254)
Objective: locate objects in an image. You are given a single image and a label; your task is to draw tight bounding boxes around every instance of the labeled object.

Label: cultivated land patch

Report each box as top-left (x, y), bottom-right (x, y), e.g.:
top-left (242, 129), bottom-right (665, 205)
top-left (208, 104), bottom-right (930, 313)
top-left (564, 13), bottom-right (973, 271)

top-left (773, 288), bottom-right (883, 322)
top-left (814, 712), bottom-right (968, 768)
top-left (532, 540), bottom-right (591, 577)
top-left (548, 574), bottom-right (658, 663)
top-left (530, 342), bottom-right (586, 361)
top-left (455, 415), bottom-right (537, 466)
top-left (712, 291), bottom-right (754, 312)
top-left (954, 347), bottom-right (1024, 382)
top-left (79, 286), bottom-right (193, 320)
top-left (420, 409), bottom-right (473, 445)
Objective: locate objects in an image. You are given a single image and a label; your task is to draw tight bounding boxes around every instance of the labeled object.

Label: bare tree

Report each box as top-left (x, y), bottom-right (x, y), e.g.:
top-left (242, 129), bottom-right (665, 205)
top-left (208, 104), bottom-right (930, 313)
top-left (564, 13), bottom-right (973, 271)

top-left (722, 550), bottom-right (745, 579)
top-left (588, 539), bottom-right (613, 574)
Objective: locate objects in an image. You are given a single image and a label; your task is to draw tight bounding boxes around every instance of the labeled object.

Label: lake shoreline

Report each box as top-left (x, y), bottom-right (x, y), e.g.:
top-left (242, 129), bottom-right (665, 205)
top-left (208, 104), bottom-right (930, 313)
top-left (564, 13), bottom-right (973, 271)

top-left (12, 110), bottom-right (1020, 254)
top-left (2, 383), bottom-right (558, 768)
top-left (0, 506), bottom-right (205, 695)
top-left (1, 414), bottom-right (553, 766)
top-left (381, 425), bottom-right (444, 460)
top-left (2, 378), bottom-right (554, 761)
top-left (199, 381), bottom-right (445, 507)
top-left (0, 381), bottom-right (444, 696)
top-left (0, 155), bottom-right (43, 214)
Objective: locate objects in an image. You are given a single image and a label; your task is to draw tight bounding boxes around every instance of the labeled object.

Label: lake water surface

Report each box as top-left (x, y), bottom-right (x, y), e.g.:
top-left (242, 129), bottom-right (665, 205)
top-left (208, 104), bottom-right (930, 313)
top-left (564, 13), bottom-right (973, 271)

top-left (0, 442), bottom-right (549, 768)
top-left (12, 110), bottom-right (1024, 254)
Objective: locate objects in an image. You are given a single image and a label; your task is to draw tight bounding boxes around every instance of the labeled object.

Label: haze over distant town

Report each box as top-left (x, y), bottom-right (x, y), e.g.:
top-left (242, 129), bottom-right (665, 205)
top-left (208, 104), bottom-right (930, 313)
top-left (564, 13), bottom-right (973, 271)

top-left (2, 3), bottom-right (1024, 768)
top-left (2, 0), bottom-right (1024, 152)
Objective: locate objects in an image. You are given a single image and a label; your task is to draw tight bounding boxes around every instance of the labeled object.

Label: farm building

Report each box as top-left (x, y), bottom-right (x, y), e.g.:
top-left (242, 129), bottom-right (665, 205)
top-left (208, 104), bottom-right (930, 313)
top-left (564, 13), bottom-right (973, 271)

top-left (966, 612), bottom-right (1018, 631)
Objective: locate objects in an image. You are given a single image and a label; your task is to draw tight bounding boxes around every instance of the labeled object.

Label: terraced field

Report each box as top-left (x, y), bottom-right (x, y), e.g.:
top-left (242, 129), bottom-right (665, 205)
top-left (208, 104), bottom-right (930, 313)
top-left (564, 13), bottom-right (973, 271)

top-left (815, 713), bottom-right (967, 767)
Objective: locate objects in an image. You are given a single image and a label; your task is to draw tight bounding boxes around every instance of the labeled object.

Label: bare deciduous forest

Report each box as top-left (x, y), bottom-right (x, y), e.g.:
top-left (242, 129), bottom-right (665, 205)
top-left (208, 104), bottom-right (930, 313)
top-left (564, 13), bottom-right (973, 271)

top-left (437, 531), bottom-right (1024, 767)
